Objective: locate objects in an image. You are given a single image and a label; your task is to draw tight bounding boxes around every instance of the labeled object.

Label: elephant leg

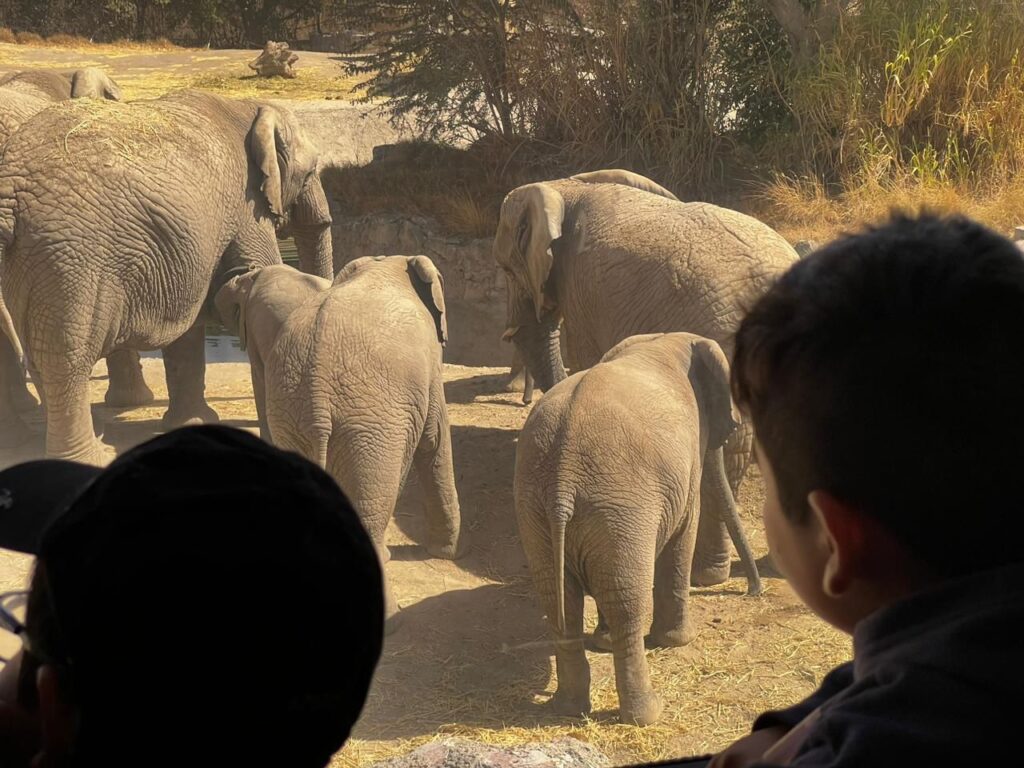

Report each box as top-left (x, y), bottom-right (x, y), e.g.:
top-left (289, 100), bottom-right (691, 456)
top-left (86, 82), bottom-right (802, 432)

top-left (590, 608), bottom-right (612, 652)
top-left (549, 572), bottom-right (591, 718)
top-left (602, 580), bottom-right (662, 725)
top-left (650, 517), bottom-right (699, 648)
top-left (161, 322), bottom-right (218, 428)
top-left (104, 349), bottom-right (155, 408)
top-left (250, 359), bottom-right (271, 442)
top-left (413, 387), bottom-right (463, 559)
top-left (35, 352), bottom-right (106, 464)
top-left (692, 420), bottom-right (752, 585)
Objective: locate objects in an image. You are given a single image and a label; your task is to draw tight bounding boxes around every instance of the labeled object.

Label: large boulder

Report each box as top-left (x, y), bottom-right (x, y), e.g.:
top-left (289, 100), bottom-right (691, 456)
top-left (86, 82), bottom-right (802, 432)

top-left (369, 738), bottom-right (609, 768)
top-left (249, 41), bottom-right (299, 78)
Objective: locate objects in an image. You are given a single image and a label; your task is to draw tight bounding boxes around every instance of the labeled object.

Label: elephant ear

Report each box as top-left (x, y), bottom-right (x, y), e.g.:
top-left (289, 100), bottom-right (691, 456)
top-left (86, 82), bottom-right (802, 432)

top-left (249, 107), bottom-right (286, 221)
top-left (570, 169), bottom-right (679, 201)
top-left (690, 337), bottom-right (740, 450)
top-left (497, 183), bottom-right (565, 322)
top-left (409, 256), bottom-right (448, 345)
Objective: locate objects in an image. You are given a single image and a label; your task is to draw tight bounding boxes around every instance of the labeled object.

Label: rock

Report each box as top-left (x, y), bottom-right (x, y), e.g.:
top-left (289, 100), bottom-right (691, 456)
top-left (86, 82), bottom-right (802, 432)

top-left (249, 41), bottom-right (299, 79)
top-left (368, 738), bottom-right (609, 768)
top-left (1013, 226), bottom-right (1024, 242)
top-left (794, 240), bottom-right (819, 258)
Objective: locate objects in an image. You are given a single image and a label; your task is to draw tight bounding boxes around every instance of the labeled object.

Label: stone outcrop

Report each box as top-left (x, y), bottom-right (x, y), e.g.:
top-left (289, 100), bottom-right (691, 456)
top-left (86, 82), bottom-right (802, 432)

top-left (368, 738), bottom-right (609, 768)
top-left (249, 41), bottom-right (299, 78)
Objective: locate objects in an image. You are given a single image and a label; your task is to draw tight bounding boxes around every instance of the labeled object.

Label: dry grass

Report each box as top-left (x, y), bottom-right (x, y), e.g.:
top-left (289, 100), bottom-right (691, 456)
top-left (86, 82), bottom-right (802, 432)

top-left (105, 66), bottom-right (365, 102)
top-left (756, 175), bottom-right (1024, 244)
top-left (1, 32), bottom-right (181, 52)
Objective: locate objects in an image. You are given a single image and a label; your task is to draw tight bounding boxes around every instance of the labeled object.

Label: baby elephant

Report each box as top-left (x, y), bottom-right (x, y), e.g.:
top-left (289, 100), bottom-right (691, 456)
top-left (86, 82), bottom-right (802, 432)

top-left (514, 332), bottom-right (762, 726)
top-left (216, 257), bottom-right (463, 627)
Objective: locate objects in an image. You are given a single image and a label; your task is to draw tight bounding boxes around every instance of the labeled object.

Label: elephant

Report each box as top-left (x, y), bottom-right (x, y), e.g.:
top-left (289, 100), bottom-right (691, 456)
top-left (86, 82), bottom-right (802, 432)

top-left (0, 89), bottom-right (334, 463)
top-left (215, 256), bottom-right (463, 628)
top-left (0, 68), bottom-right (123, 105)
top-left (494, 168), bottom-right (797, 587)
top-left (514, 332), bottom-right (762, 726)
top-left (0, 67), bottom-right (128, 449)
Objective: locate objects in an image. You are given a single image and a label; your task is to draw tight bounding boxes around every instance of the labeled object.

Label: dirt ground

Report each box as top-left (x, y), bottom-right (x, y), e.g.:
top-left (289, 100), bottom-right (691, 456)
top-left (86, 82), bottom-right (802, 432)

top-left (0, 358), bottom-right (850, 766)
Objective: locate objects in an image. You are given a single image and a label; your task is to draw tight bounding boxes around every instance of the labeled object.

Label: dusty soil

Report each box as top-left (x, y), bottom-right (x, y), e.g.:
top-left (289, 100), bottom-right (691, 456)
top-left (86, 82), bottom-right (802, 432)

top-left (0, 359), bottom-right (849, 767)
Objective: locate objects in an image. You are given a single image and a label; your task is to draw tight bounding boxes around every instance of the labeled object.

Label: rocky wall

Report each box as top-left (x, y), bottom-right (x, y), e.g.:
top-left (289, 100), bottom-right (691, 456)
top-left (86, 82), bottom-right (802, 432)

top-left (329, 211), bottom-right (512, 367)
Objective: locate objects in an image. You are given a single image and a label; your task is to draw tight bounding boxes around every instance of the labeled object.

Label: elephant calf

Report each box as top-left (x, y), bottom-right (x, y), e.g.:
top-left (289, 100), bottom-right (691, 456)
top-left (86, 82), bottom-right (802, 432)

top-left (514, 332), bottom-right (762, 726)
top-left (216, 257), bottom-right (463, 628)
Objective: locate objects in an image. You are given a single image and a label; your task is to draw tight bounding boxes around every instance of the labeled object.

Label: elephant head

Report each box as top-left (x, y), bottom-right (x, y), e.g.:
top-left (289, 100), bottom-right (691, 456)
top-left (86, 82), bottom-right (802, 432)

top-left (494, 183), bottom-right (566, 393)
top-left (214, 264), bottom-right (329, 357)
top-left (249, 107), bottom-right (333, 279)
top-left (495, 170), bottom-right (679, 393)
top-left (70, 68), bottom-right (122, 101)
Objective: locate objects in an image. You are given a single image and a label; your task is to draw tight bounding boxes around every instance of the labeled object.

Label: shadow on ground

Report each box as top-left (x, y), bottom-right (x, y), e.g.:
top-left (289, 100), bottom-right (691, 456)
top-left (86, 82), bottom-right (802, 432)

top-left (354, 582), bottom-right (571, 741)
top-left (391, 424), bottom-right (527, 583)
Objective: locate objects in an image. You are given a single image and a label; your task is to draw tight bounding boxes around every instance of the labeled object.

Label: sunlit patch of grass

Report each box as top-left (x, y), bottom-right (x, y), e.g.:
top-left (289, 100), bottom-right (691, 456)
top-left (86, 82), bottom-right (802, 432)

top-left (755, 174), bottom-right (1024, 244)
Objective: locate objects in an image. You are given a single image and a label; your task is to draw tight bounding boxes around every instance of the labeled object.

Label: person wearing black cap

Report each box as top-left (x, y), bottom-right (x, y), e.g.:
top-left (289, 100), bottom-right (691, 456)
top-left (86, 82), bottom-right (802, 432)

top-left (0, 425), bottom-right (384, 767)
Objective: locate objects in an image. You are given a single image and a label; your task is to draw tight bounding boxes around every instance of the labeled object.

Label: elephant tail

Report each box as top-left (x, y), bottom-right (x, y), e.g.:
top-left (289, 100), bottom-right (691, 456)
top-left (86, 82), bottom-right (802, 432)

top-left (550, 493), bottom-right (574, 635)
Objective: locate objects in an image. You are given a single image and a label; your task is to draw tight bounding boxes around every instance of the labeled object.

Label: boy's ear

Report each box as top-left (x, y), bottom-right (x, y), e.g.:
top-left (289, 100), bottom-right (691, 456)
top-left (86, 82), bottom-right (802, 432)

top-left (34, 665), bottom-right (76, 767)
top-left (807, 490), bottom-right (868, 598)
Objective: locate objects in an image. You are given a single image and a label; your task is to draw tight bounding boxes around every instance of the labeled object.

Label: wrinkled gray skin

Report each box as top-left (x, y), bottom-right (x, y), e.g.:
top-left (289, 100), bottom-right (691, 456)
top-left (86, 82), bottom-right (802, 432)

top-left (494, 169), bottom-right (797, 586)
top-left (0, 90), bottom-right (334, 463)
top-left (215, 257), bottom-right (463, 630)
top-left (0, 68), bottom-right (125, 448)
top-left (515, 332), bottom-right (762, 726)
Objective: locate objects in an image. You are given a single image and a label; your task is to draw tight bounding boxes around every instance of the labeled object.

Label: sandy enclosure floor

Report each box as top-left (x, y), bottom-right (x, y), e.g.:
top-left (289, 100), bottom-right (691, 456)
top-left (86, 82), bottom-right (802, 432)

top-left (0, 358), bottom-right (850, 766)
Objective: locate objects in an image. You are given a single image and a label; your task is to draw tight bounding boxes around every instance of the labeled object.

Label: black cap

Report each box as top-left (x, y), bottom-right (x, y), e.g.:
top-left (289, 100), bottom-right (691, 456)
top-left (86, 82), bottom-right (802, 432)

top-left (9, 425), bottom-right (384, 766)
top-left (0, 459), bottom-right (101, 554)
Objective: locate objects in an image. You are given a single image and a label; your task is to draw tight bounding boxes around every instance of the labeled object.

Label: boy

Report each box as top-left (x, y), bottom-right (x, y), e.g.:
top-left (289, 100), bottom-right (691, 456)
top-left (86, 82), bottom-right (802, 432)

top-left (712, 213), bottom-right (1022, 767)
top-left (0, 425), bottom-right (384, 767)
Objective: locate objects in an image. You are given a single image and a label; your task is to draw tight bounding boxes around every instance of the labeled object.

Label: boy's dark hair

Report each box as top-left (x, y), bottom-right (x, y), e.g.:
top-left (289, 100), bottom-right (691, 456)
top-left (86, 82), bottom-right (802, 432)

top-left (733, 212), bottom-right (1024, 577)
top-left (20, 426), bottom-right (384, 767)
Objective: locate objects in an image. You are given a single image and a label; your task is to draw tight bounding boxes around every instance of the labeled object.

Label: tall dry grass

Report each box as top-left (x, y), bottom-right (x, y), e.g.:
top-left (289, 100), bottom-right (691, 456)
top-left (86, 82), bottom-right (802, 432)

top-left (757, 0), bottom-right (1024, 240)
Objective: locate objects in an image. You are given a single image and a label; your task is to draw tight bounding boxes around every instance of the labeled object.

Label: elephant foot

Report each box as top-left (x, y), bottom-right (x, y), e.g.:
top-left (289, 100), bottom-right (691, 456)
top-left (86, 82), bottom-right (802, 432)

top-left (588, 628), bottom-right (613, 653)
top-left (426, 536), bottom-right (467, 560)
top-left (104, 379), bottom-right (156, 408)
top-left (619, 690), bottom-right (663, 726)
top-left (0, 414), bottom-right (35, 450)
top-left (161, 402), bottom-right (220, 429)
top-left (549, 690), bottom-right (591, 719)
top-left (53, 438), bottom-right (113, 468)
top-left (691, 562), bottom-right (731, 587)
top-left (647, 625), bottom-right (697, 648)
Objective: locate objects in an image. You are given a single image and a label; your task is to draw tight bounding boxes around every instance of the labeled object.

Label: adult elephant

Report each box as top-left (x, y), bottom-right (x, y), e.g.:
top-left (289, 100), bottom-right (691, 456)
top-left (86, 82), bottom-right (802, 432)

top-left (494, 169), bottom-right (797, 585)
top-left (0, 90), bottom-right (333, 463)
top-left (0, 68), bottom-right (128, 448)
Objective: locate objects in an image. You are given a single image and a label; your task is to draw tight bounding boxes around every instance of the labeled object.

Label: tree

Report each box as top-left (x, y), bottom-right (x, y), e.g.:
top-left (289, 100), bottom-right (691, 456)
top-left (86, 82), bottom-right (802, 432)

top-left (336, 0), bottom-right (533, 140)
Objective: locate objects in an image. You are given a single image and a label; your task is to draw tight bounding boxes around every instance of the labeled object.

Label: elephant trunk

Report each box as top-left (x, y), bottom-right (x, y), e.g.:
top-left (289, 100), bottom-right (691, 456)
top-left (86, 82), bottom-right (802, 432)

top-left (513, 316), bottom-right (566, 393)
top-left (702, 446), bottom-right (763, 596)
top-left (292, 223), bottom-right (333, 280)
top-left (290, 176), bottom-right (334, 279)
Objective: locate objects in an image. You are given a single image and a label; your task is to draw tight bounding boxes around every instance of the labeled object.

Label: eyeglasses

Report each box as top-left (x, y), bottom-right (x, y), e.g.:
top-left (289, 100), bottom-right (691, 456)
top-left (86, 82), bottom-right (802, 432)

top-left (0, 590), bottom-right (29, 665)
